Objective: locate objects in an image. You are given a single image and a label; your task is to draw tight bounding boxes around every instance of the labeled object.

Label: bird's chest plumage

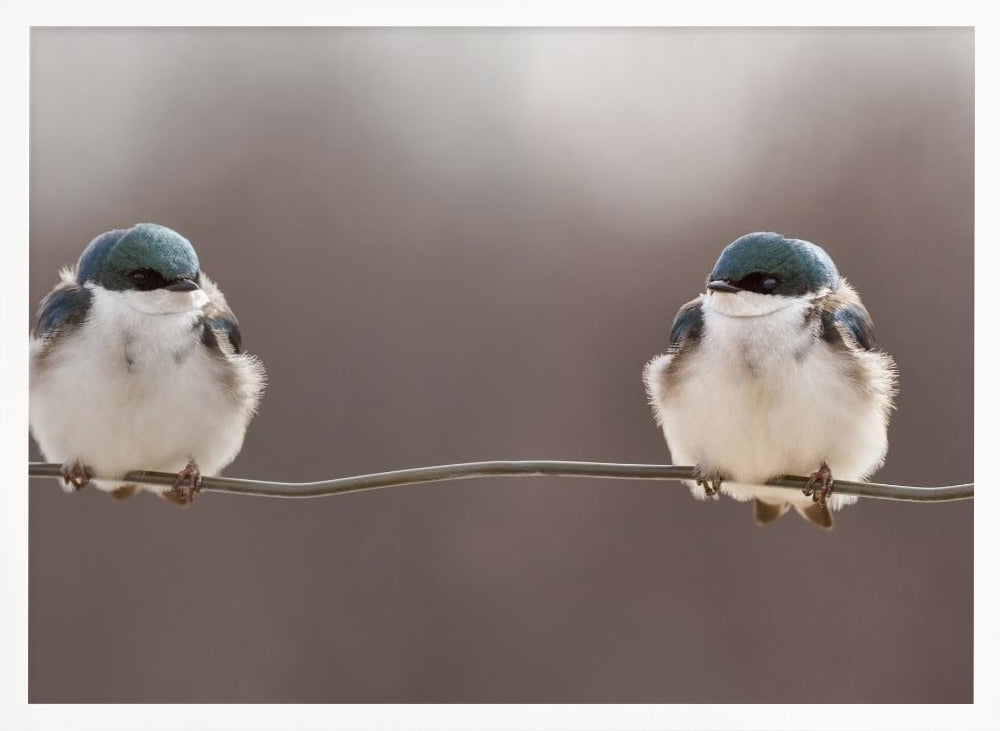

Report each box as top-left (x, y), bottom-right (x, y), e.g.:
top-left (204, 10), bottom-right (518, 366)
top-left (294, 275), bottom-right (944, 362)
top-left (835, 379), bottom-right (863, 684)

top-left (67, 292), bottom-right (221, 407)
top-left (30, 289), bottom-right (247, 480)
top-left (658, 301), bottom-right (869, 484)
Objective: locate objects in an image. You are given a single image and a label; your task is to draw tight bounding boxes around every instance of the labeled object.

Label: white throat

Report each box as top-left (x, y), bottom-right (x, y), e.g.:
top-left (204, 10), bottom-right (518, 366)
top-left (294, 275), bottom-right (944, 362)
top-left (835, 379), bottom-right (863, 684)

top-left (702, 290), bottom-right (812, 318)
top-left (88, 283), bottom-right (209, 316)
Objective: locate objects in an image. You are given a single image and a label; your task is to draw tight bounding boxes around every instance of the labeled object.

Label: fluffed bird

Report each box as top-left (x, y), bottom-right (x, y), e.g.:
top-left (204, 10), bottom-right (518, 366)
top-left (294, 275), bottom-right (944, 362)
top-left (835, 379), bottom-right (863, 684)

top-left (643, 232), bottom-right (896, 529)
top-left (30, 223), bottom-right (266, 504)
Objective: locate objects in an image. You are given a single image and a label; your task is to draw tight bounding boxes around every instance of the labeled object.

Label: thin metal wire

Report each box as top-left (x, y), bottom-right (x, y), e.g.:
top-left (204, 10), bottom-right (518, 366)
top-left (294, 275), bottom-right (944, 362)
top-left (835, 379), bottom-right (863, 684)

top-left (28, 461), bottom-right (973, 502)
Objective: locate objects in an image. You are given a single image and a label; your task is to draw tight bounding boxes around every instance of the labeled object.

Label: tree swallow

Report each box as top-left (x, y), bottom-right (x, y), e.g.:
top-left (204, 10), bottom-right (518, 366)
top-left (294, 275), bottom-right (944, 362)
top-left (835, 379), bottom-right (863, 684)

top-left (30, 223), bottom-right (266, 504)
top-left (643, 232), bottom-right (896, 529)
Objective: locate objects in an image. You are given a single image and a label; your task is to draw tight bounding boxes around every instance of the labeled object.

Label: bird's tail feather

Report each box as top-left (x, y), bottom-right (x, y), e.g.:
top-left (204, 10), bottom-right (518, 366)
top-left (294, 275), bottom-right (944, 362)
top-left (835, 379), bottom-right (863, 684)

top-left (753, 499), bottom-right (790, 526)
top-left (795, 502), bottom-right (835, 530)
top-left (109, 484), bottom-right (139, 502)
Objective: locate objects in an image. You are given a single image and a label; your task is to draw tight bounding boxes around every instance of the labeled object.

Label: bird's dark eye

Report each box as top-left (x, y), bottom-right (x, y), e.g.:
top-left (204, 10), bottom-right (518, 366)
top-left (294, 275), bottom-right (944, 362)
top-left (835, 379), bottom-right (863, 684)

top-left (128, 268), bottom-right (165, 290)
top-left (732, 272), bottom-right (782, 294)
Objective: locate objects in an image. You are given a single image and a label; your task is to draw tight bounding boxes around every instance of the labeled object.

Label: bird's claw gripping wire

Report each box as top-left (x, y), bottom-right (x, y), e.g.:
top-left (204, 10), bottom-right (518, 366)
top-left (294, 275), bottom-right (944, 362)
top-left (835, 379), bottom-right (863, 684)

top-left (61, 460), bottom-right (93, 491)
top-left (693, 464), bottom-right (723, 500)
top-left (169, 459), bottom-right (203, 505)
top-left (802, 463), bottom-right (834, 507)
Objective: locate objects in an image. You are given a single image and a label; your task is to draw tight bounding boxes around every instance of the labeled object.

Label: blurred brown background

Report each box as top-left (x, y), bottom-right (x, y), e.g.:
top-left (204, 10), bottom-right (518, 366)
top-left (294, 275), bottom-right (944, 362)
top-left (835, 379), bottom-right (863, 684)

top-left (29, 28), bottom-right (973, 703)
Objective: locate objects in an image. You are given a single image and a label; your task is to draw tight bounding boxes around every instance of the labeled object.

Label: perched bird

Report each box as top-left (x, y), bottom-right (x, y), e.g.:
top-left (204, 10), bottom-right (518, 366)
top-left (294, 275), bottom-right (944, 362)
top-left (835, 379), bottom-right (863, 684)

top-left (643, 232), bottom-right (896, 529)
top-left (30, 223), bottom-right (266, 504)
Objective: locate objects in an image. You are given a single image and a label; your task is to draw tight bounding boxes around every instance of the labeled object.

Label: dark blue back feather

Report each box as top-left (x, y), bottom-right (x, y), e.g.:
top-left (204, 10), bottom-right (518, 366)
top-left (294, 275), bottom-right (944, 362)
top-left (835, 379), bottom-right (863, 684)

top-left (822, 303), bottom-right (876, 351)
top-left (669, 299), bottom-right (704, 348)
top-left (77, 229), bottom-right (128, 284)
top-left (36, 285), bottom-right (92, 337)
top-left (210, 315), bottom-right (243, 354)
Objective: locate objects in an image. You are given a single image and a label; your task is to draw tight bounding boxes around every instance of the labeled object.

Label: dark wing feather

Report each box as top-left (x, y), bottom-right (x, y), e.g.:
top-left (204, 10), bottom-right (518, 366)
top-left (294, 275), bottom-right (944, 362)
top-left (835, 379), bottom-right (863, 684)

top-left (208, 312), bottom-right (243, 354)
top-left (821, 301), bottom-right (877, 351)
top-left (831, 305), bottom-right (876, 351)
top-left (199, 273), bottom-right (244, 354)
top-left (643, 297), bottom-right (705, 399)
top-left (669, 298), bottom-right (705, 349)
top-left (35, 277), bottom-right (92, 338)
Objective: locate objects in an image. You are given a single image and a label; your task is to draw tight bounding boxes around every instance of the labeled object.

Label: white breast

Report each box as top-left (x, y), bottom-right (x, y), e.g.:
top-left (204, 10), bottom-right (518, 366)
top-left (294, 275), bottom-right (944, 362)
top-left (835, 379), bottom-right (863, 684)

top-left (645, 292), bottom-right (889, 510)
top-left (30, 285), bottom-right (254, 492)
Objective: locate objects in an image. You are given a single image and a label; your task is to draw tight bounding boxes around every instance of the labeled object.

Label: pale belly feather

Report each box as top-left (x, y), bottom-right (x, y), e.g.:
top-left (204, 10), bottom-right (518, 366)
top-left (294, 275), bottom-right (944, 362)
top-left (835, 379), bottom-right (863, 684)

top-left (647, 299), bottom-right (887, 510)
top-left (30, 291), bottom-right (250, 492)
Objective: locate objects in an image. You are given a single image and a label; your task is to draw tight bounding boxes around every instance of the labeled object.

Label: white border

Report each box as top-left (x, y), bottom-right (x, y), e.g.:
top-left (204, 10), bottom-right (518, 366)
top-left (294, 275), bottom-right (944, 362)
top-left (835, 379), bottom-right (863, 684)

top-left (1, 2), bottom-right (995, 730)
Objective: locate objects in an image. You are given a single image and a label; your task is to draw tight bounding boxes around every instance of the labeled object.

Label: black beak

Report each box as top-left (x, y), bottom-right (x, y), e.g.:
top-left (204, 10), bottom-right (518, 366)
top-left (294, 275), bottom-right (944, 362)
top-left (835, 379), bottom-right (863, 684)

top-left (166, 278), bottom-right (200, 292)
top-left (707, 279), bottom-right (741, 293)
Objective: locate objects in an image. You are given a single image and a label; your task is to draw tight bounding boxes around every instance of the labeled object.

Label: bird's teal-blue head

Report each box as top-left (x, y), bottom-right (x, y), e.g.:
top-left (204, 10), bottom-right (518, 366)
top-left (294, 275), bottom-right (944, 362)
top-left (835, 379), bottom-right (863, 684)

top-left (77, 223), bottom-right (201, 292)
top-left (707, 232), bottom-right (839, 297)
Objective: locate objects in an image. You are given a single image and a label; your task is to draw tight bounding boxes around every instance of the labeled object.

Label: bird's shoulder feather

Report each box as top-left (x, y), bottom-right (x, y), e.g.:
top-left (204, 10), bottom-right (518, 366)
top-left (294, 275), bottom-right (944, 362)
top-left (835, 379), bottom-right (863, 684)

top-left (34, 267), bottom-right (92, 339)
top-left (669, 296), bottom-right (705, 349)
top-left (817, 282), bottom-right (877, 352)
top-left (198, 273), bottom-right (243, 354)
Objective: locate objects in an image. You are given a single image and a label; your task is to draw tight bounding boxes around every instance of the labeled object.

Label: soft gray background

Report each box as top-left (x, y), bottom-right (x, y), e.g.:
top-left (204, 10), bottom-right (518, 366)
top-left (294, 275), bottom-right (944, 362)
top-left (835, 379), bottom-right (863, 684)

top-left (29, 28), bottom-right (973, 703)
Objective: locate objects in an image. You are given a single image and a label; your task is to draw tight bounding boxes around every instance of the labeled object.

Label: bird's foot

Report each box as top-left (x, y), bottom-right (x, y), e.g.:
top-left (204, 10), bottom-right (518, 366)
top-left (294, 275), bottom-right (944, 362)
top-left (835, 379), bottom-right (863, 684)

top-left (802, 462), bottom-right (834, 507)
top-left (60, 460), bottom-right (93, 492)
top-left (693, 464), bottom-right (723, 500)
top-left (169, 459), bottom-right (203, 505)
